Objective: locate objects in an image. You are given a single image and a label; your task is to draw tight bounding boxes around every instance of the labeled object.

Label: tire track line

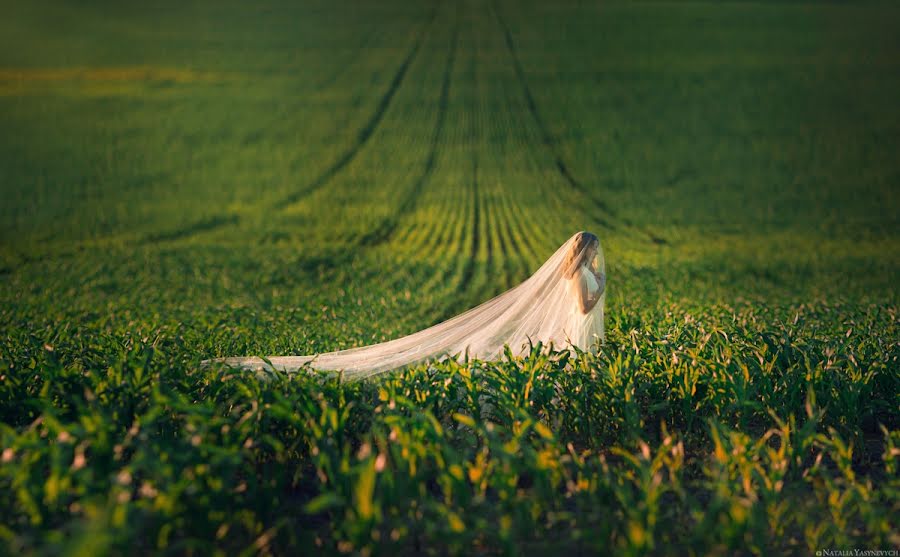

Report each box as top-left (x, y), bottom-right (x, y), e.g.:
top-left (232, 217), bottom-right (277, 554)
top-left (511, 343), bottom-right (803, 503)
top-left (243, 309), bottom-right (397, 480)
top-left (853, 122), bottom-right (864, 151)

top-left (468, 8), bottom-right (513, 297)
top-left (402, 167), bottom-right (472, 328)
top-left (399, 12), bottom-right (477, 326)
top-left (470, 15), bottom-right (498, 304)
top-left (472, 14), bottom-right (544, 288)
top-left (358, 21), bottom-right (459, 247)
top-left (458, 16), bottom-right (487, 303)
top-left (458, 152), bottom-right (481, 297)
top-left (135, 3), bottom-right (440, 247)
top-left (278, 3), bottom-right (442, 209)
top-left (411, 7), bottom-right (471, 262)
top-left (495, 187), bottom-right (535, 284)
top-left (489, 0), bottom-right (615, 229)
top-left (491, 194), bottom-right (514, 291)
top-left (493, 53), bottom-right (555, 276)
top-left (490, 0), bottom-right (667, 246)
top-left (355, 11), bottom-right (465, 315)
top-left (437, 10), bottom-right (505, 317)
top-left (487, 13), bottom-right (560, 273)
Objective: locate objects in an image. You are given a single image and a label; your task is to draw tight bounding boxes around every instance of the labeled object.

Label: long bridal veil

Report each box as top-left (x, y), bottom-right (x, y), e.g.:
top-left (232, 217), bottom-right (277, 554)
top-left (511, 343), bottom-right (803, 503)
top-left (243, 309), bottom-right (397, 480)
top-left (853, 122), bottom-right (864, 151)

top-left (206, 231), bottom-right (606, 380)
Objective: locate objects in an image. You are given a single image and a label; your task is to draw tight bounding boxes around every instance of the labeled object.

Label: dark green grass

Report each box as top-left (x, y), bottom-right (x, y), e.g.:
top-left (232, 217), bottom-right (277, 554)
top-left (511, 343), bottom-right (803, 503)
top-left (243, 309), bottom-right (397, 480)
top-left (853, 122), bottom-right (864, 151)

top-left (0, 0), bottom-right (898, 554)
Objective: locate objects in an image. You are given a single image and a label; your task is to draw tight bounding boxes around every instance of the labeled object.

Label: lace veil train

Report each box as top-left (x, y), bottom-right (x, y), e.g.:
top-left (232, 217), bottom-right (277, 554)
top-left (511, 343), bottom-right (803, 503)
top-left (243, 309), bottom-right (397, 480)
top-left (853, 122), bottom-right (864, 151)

top-left (205, 231), bottom-right (606, 380)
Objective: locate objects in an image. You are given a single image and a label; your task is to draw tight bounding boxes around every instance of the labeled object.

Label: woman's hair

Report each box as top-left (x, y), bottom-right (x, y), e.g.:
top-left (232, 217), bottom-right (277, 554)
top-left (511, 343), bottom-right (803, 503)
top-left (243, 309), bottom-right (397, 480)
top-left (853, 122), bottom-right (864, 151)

top-left (562, 231), bottom-right (599, 279)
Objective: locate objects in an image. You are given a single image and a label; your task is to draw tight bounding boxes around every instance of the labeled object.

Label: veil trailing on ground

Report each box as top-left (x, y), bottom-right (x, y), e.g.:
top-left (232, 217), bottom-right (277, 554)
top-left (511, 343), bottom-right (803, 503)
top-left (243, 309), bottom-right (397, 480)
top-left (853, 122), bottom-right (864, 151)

top-left (205, 231), bottom-right (606, 380)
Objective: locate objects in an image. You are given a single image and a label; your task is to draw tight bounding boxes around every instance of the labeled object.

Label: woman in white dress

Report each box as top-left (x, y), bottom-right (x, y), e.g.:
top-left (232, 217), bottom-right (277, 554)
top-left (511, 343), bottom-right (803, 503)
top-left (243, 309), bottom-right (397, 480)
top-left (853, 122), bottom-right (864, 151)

top-left (205, 231), bottom-right (606, 380)
top-left (563, 232), bottom-right (606, 354)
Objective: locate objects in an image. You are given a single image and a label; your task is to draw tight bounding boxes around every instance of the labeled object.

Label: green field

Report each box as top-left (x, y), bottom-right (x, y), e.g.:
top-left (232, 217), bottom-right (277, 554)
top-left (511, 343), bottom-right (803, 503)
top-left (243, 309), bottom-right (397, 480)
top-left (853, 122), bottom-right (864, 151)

top-left (1, 0), bottom-right (898, 554)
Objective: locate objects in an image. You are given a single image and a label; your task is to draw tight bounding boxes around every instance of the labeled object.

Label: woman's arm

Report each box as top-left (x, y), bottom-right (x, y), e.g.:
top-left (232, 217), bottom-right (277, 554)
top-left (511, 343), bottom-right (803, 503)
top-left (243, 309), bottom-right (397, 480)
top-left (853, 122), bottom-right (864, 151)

top-left (577, 271), bottom-right (606, 314)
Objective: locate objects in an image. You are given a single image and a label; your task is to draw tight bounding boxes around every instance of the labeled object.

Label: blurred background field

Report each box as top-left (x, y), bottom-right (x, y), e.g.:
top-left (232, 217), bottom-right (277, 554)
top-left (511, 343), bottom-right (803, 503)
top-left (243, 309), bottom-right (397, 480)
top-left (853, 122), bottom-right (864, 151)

top-left (0, 0), bottom-right (898, 554)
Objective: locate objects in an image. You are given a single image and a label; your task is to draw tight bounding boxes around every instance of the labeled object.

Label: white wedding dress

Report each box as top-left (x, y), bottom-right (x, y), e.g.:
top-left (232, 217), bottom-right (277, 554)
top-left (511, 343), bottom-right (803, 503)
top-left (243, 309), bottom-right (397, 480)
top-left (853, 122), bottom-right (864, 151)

top-left (566, 265), bottom-right (605, 352)
top-left (205, 231), bottom-right (606, 380)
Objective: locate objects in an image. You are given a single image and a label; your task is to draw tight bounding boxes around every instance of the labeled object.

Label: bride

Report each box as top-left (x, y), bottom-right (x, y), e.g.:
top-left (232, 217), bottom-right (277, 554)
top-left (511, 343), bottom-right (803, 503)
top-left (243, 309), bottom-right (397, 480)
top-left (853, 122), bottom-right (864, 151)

top-left (205, 231), bottom-right (606, 380)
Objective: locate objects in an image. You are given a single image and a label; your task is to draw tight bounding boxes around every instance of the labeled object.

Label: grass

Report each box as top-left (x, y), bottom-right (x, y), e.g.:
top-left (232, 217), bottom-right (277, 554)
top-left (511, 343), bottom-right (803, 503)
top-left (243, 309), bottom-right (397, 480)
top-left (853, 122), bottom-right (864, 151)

top-left (0, 0), bottom-right (898, 554)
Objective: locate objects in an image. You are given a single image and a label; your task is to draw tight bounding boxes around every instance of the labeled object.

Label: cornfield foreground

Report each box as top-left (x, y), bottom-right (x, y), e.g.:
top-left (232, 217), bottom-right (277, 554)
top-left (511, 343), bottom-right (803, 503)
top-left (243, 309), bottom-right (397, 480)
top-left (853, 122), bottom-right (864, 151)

top-left (1, 0), bottom-right (898, 555)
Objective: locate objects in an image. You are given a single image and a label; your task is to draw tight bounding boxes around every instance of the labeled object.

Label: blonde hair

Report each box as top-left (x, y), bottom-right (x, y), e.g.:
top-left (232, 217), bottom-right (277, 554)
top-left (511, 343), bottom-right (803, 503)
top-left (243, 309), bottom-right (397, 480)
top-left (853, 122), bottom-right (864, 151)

top-left (562, 231), bottom-right (599, 279)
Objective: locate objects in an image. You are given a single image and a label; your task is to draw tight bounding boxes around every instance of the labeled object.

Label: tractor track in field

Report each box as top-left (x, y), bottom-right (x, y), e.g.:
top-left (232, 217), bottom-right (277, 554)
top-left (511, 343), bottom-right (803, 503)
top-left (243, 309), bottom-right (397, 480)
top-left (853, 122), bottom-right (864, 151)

top-left (407, 4), bottom-right (515, 326)
top-left (503, 192), bottom-right (542, 268)
top-left (490, 0), bottom-right (667, 246)
top-left (359, 22), bottom-right (459, 247)
top-left (492, 200), bottom-right (514, 290)
top-left (468, 20), bottom-right (521, 299)
top-left (483, 194), bottom-right (494, 281)
top-left (459, 23), bottom-right (491, 301)
top-left (495, 191), bottom-right (532, 285)
top-left (133, 3), bottom-right (440, 248)
top-left (347, 12), bottom-right (463, 321)
top-left (458, 152), bottom-right (481, 296)
top-left (277, 3), bottom-right (441, 209)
